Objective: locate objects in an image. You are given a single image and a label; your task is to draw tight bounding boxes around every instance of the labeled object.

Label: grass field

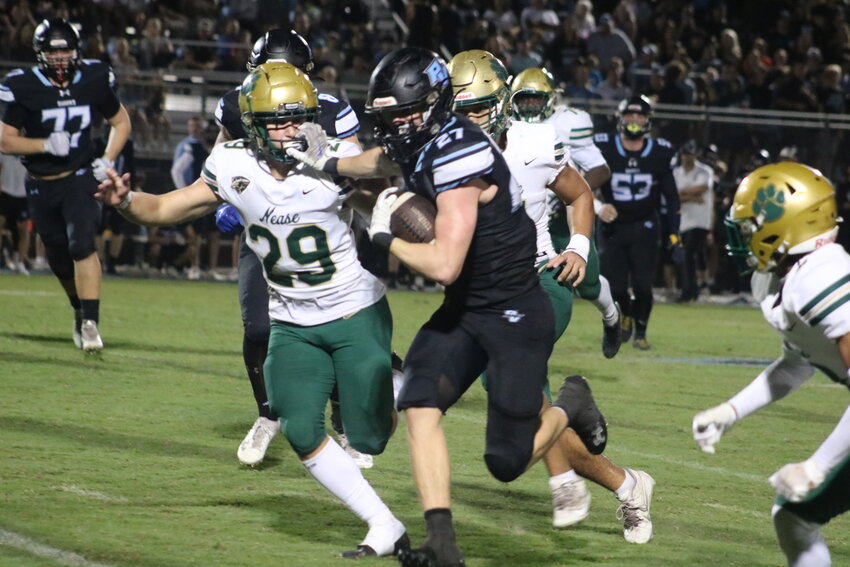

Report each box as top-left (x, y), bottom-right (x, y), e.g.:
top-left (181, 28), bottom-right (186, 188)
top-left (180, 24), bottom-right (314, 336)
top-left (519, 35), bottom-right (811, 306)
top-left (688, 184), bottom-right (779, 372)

top-left (1, 273), bottom-right (848, 567)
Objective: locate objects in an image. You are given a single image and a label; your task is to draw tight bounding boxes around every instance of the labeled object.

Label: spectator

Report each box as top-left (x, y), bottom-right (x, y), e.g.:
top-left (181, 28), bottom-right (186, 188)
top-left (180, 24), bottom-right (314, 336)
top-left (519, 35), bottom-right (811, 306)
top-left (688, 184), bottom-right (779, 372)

top-left (673, 140), bottom-right (714, 302)
top-left (547, 13), bottom-right (584, 79)
top-left (564, 57), bottom-right (602, 107)
top-left (520, 0), bottom-right (559, 45)
top-left (711, 61), bottom-right (746, 107)
top-left (717, 28), bottom-right (742, 65)
top-left (482, 0), bottom-right (519, 35)
top-left (508, 35), bottom-right (543, 75)
top-left (573, 0), bottom-right (596, 40)
top-left (586, 13), bottom-right (635, 72)
top-left (177, 17), bottom-right (219, 71)
top-left (594, 56), bottom-right (631, 102)
top-left (627, 43), bottom-right (662, 94)
top-left (0, 153), bottom-right (31, 274)
top-left (137, 16), bottom-right (174, 70)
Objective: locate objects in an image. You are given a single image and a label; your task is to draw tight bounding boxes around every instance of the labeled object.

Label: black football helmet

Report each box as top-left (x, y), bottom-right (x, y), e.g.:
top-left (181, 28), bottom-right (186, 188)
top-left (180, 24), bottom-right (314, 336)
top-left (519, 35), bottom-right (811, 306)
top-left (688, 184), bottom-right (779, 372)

top-left (617, 94), bottom-right (652, 140)
top-left (33, 19), bottom-right (81, 84)
top-left (364, 47), bottom-right (453, 162)
top-left (247, 29), bottom-right (313, 74)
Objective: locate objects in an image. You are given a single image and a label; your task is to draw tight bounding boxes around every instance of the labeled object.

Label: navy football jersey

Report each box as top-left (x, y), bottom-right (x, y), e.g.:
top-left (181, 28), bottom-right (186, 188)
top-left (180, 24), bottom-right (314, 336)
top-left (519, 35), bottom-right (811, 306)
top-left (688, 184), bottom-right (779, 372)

top-left (400, 114), bottom-right (537, 307)
top-left (595, 132), bottom-right (680, 234)
top-left (215, 86), bottom-right (360, 141)
top-left (0, 60), bottom-right (121, 177)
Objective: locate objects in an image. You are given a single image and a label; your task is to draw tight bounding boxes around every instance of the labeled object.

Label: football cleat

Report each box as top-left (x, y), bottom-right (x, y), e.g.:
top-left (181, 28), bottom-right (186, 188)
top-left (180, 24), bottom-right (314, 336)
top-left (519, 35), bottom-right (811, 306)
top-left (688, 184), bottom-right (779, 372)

top-left (616, 469), bottom-right (655, 544)
top-left (553, 375), bottom-right (607, 455)
top-left (72, 309), bottom-right (83, 349)
top-left (602, 302), bottom-right (623, 359)
top-left (341, 519), bottom-right (408, 559)
top-left (550, 476), bottom-right (591, 528)
top-left (397, 540), bottom-right (465, 567)
top-left (632, 337), bottom-right (651, 351)
top-left (237, 417), bottom-right (279, 466)
top-left (619, 314), bottom-right (634, 342)
top-left (80, 319), bottom-right (103, 353)
top-left (338, 433), bottom-right (374, 469)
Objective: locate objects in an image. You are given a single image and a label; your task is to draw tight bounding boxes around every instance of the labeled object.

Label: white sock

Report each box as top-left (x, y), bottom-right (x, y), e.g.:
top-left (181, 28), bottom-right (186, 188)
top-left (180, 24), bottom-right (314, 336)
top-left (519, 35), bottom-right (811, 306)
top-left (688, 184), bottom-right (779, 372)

top-left (549, 469), bottom-right (581, 486)
top-left (615, 469), bottom-right (636, 500)
top-left (593, 276), bottom-right (618, 326)
top-left (773, 506), bottom-right (831, 567)
top-left (302, 437), bottom-right (395, 526)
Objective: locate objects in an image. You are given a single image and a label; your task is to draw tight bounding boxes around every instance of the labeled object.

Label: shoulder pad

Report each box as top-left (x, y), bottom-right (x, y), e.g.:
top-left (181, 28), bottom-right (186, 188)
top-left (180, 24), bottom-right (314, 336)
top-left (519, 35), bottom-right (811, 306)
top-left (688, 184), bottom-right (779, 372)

top-left (594, 132), bottom-right (609, 143)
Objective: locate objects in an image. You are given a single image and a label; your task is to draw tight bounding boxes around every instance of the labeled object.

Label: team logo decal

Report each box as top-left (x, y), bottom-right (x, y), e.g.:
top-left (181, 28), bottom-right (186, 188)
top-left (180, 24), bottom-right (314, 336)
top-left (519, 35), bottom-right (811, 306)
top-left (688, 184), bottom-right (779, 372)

top-left (231, 176), bottom-right (250, 193)
top-left (753, 183), bottom-right (785, 222)
top-left (501, 309), bottom-right (525, 323)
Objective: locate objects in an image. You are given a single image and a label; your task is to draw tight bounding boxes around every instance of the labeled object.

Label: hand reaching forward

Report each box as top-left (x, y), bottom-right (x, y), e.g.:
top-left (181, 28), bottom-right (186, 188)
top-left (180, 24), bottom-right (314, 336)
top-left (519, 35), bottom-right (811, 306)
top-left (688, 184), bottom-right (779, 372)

top-left (94, 168), bottom-right (132, 207)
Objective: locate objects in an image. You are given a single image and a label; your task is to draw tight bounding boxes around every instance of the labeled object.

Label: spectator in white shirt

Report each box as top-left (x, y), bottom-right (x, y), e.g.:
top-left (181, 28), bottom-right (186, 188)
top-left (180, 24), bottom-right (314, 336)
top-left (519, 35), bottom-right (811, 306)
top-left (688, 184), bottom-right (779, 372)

top-left (673, 141), bottom-right (714, 302)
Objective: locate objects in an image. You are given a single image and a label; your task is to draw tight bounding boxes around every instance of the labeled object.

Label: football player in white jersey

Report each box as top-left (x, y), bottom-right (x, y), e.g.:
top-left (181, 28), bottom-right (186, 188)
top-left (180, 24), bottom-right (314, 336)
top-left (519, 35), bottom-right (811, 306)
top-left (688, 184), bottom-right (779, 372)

top-left (449, 50), bottom-right (655, 544)
top-left (510, 67), bottom-right (623, 359)
top-left (693, 162), bottom-right (850, 567)
top-left (95, 63), bottom-right (408, 559)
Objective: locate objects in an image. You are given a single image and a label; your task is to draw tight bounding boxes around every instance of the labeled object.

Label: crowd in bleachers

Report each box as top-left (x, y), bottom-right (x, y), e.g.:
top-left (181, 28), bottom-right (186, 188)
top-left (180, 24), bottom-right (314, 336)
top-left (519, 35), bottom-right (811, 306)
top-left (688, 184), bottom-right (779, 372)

top-left (1, 0), bottom-right (850, 294)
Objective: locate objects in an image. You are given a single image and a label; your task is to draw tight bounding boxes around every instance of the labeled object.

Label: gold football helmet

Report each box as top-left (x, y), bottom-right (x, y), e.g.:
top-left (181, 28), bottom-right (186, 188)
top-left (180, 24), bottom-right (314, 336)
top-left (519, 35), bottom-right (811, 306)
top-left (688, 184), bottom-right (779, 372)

top-left (447, 50), bottom-right (511, 136)
top-left (509, 67), bottom-right (556, 122)
top-left (238, 62), bottom-right (319, 163)
top-left (725, 162), bottom-right (839, 272)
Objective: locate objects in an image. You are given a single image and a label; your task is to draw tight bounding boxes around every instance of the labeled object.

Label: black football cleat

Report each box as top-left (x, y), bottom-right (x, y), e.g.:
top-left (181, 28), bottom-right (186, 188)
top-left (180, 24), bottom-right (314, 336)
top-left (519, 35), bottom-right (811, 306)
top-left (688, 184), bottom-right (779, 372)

top-left (554, 375), bottom-right (608, 455)
top-left (602, 303), bottom-right (623, 359)
top-left (341, 532), bottom-right (410, 559)
top-left (619, 314), bottom-right (634, 343)
top-left (397, 544), bottom-right (465, 567)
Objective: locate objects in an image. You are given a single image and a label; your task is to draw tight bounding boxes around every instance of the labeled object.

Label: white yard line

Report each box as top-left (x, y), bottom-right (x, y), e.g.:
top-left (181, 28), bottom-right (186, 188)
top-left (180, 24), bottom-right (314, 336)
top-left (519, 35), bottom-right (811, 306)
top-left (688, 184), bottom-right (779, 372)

top-left (703, 502), bottom-right (768, 519)
top-left (0, 528), bottom-right (118, 567)
top-left (0, 289), bottom-right (56, 296)
top-left (54, 484), bottom-right (129, 503)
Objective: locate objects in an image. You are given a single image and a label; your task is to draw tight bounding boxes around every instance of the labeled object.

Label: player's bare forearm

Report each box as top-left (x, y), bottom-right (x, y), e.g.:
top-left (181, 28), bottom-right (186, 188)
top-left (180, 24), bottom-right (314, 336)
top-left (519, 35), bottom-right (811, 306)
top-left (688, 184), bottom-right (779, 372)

top-left (551, 165), bottom-right (593, 237)
top-left (583, 163), bottom-right (611, 191)
top-left (103, 105), bottom-right (132, 162)
top-left (338, 147), bottom-right (401, 178)
top-left (0, 123), bottom-right (52, 155)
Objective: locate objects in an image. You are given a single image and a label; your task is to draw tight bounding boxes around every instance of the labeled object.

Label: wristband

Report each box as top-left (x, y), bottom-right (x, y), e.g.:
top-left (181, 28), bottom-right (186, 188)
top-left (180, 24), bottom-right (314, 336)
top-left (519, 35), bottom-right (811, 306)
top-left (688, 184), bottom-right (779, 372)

top-left (593, 198), bottom-right (605, 214)
top-left (564, 233), bottom-right (590, 263)
top-left (371, 232), bottom-right (395, 251)
top-left (116, 191), bottom-right (134, 211)
top-left (325, 157), bottom-right (339, 176)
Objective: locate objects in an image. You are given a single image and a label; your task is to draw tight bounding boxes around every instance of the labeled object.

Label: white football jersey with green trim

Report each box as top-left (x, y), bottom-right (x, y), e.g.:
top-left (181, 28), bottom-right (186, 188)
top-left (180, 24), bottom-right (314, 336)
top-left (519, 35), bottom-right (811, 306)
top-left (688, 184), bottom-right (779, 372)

top-left (545, 106), bottom-right (606, 173)
top-left (503, 120), bottom-right (569, 262)
top-left (754, 244), bottom-right (850, 384)
top-left (202, 138), bottom-right (384, 325)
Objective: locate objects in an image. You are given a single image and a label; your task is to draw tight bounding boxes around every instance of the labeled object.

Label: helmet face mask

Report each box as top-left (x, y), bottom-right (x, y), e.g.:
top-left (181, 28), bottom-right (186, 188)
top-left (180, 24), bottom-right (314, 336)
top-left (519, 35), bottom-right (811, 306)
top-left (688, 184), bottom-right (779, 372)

top-left (509, 67), bottom-right (556, 123)
top-left (448, 50), bottom-right (511, 137)
top-left (725, 162), bottom-right (839, 273)
top-left (365, 48), bottom-right (453, 162)
top-left (247, 29), bottom-right (314, 74)
top-left (617, 95), bottom-right (652, 139)
top-left (33, 19), bottom-right (81, 84)
top-left (238, 62), bottom-right (320, 164)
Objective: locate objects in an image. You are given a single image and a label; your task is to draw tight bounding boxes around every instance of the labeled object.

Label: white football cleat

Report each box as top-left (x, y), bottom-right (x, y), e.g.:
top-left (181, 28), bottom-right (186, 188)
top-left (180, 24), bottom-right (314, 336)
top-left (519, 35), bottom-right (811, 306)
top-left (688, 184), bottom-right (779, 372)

top-left (616, 469), bottom-right (655, 544)
top-left (550, 476), bottom-right (591, 528)
top-left (338, 433), bottom-right (374, 469)
top-left (340, 517), bottom-right (408, 558)
top-left (237, 417), bottom-right (279, 466)
top-left (80, 319), bottom-right (103, 353)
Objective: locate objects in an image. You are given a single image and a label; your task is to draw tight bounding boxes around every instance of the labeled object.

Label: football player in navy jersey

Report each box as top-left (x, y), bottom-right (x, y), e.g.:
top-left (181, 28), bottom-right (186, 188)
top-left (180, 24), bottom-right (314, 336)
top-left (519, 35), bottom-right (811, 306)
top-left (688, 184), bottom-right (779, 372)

top-left (287, 46), bottom-right (607, 567)
top-left (0, 18), bottom-right (131, 353)
top-left (595, 95), bottom-right (682, 350)
top-left (210, 28), bottom-right (378, 468)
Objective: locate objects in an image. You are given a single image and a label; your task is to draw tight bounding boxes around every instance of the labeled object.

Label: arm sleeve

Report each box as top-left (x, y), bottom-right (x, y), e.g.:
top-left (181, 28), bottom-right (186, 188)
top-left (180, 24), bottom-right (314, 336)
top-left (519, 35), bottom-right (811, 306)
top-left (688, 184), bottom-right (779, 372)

top-left (658, 166), bottom-right (681, 236)
top-left (811, 404), bottom-right (850, 474)
top-left (728, 348), bottom-right (815, 419)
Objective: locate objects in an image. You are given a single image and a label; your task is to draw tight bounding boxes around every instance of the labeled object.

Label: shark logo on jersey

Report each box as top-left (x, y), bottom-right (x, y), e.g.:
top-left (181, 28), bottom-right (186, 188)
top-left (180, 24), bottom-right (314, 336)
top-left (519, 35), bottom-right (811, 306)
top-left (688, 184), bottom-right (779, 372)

top-left (231, 176), bottom-right (250, 193)
top-left (501, 309), bottom-right (525, 323)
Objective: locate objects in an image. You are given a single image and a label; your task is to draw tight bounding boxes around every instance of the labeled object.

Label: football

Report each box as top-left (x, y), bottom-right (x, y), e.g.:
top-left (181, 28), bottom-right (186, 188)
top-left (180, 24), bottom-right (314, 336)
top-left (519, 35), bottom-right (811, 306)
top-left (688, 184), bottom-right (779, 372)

top-left (390, 191), bottom-right (436, 243)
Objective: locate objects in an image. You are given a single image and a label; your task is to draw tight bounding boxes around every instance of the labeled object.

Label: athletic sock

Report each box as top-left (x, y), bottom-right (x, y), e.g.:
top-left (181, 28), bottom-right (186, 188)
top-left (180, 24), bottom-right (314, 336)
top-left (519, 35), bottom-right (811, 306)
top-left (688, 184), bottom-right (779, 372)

top-left (615, 470), bottom-right (636, 500)
top-left (243, 336), bottom-right (276, 420)
top-left (549, 469), bottom-right (580, 485)
top-left (80, 299), bottom-right (99, 323)
top-left (68, 294), bottom-right (82, 311)
top-left (593, 276), bottom-right (619, 326)
top-left (302, 438), bottom-right (395, 526)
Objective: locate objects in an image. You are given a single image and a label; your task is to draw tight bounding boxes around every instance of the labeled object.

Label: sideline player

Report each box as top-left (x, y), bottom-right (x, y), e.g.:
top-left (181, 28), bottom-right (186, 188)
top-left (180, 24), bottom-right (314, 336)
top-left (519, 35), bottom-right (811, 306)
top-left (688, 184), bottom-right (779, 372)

top-left (0, 18), bottom-right (131, 352)
top-left (693, 162), bottom-right (850, 567)
top-left (96, 63), bottom-right (408, 559)
top-left (450, 49), bottom-right (654, 544)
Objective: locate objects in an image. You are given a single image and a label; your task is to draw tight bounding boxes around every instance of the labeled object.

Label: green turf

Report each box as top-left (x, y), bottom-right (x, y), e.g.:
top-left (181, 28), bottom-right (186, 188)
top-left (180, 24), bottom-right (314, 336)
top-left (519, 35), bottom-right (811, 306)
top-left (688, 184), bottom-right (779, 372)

top-left (1, 274), bottom-right (848, 566)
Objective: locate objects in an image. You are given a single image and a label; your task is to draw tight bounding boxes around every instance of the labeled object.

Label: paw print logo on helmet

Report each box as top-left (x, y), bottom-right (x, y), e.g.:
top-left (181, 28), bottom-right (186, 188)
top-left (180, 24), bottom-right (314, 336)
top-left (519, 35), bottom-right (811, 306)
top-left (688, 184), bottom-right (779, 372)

top-left (751, 184), bottom-right (786, 223)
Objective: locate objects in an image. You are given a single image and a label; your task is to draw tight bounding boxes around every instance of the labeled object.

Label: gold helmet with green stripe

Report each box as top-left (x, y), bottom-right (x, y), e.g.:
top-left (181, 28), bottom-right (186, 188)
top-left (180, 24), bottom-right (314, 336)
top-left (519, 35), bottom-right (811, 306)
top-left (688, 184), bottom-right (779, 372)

top-left (509, 67), bottom-right (556, 122)
top-left (447, 50), bottom-right (511, 136)
top-left (239, 62), bottom-right (319, 163)
top-left (725, 162), bottom-right (839, 273)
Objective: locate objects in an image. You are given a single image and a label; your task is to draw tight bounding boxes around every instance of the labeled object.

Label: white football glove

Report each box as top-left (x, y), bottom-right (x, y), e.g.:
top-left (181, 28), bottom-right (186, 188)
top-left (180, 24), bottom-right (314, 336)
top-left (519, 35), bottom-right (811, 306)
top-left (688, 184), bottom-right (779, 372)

top-left (692, 402), bottom-right (737, 454)
top-left (43, 132), bottom-right (71, 156)
top-left (367, 187), bottom-right (399, 243)
top-left (91, 157), bottom-right (115, 182)
top-left (769, 459), bottom-right (826, 503)
top-left (285, 122), bottom-right (336, 172)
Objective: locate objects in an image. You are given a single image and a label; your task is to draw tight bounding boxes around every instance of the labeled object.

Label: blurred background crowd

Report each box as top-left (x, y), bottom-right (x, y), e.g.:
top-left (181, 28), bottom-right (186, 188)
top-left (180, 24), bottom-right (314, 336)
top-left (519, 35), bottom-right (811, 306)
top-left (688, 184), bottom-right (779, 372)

top-left (1, 0), bottom-right (850, 296)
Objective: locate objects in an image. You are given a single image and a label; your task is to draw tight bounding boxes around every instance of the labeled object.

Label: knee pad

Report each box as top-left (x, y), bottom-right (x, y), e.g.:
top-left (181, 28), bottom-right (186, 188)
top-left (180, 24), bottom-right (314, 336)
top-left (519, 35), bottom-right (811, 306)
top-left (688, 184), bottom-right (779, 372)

top-left (346, 430), bottom-right (390, 456)
top-left (772, 506), bottom-right (831, 567)
top-left (44, 243), bottom-right (74, 280)
top-left (280, 414), bottom-right (326, 456)
top-left (484, 402), bottom-right (540, 483)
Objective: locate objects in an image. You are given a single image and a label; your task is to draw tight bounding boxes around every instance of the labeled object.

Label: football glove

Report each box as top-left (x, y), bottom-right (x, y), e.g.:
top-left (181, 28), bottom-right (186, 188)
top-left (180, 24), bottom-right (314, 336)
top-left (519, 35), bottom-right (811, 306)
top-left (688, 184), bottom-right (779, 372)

top-left (368, 187), bottom-right (399, 249)
top-left (667, 234), bottom-right (686, 265)
top-left (91, 157), bottom-right (115, 182)
top-left (769, 459), bottom-right (826, 503)
top-left (285, 123), bottom-right (338, 174)
top-left (43, 132), bottom-right (71, 156)
top-left (215, 204), bottom-right (244, 235)
top-left (692, 402), bottom-right (737, 454)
